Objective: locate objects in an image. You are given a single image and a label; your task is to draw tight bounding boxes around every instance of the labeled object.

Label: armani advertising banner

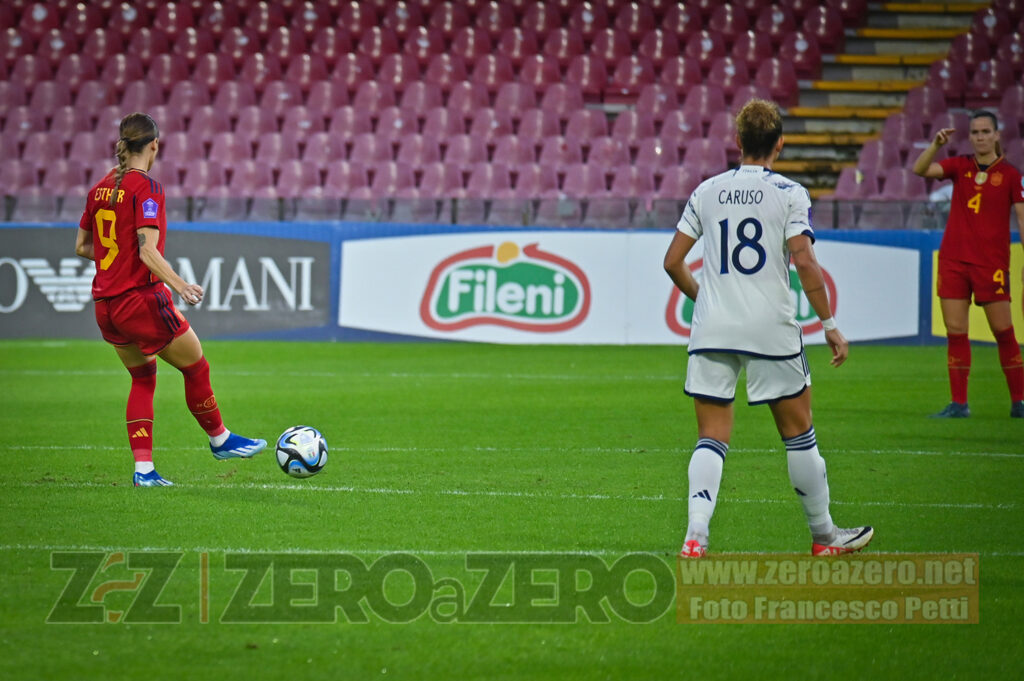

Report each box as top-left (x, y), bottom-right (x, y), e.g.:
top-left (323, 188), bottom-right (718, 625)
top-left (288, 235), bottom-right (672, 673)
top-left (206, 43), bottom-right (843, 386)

top-left (0, 227), bottom-right (329, 339)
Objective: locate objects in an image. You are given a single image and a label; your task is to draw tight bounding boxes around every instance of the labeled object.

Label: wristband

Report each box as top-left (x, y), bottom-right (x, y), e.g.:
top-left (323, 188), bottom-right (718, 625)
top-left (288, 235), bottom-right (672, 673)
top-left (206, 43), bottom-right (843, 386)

top-left (821, 317), bottom-right (837, 331)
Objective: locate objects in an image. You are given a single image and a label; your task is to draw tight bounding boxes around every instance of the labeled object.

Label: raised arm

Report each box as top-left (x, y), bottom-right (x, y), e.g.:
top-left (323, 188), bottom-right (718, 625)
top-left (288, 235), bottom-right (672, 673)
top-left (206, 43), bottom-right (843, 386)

top-left (136, 227), bottom-right (204, 306)
top-left (912, 127), bottom-right (954, 180)
top-left (787, 234), bottom-right (848, 367)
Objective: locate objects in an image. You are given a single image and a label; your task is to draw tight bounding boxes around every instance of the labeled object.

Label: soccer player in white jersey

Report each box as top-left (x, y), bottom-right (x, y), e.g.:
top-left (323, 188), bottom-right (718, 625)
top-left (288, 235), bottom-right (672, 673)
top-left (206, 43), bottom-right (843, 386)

top-left (663, 99), bottom-right (873, 557)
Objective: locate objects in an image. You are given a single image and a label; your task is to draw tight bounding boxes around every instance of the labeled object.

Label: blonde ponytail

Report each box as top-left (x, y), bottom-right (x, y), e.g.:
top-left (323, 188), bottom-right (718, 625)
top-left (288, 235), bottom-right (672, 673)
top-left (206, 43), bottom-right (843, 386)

top-left (110, 138), bottom-right (130, 208)
top-left (109, 112), bottom-right (160, 208)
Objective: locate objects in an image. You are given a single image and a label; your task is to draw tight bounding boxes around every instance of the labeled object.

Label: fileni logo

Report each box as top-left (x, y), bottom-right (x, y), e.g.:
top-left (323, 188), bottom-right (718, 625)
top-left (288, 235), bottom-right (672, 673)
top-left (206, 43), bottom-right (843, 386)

top-left (666, 260), bottom-right (838, 337)
top-left (420, 242), bottom-right (591, 332)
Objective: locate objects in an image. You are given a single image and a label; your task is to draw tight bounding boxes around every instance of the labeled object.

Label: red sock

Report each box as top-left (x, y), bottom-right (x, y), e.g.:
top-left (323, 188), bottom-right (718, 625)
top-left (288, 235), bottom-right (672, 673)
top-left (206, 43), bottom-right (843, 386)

top-left (947, 333), bottom-right (971, 404)
top-left (179, 357), bottom-right (226, 437)
top-left (127, 361), bottom-right (157, 463)
top-left (994, 326), bottom-right (1024, 402)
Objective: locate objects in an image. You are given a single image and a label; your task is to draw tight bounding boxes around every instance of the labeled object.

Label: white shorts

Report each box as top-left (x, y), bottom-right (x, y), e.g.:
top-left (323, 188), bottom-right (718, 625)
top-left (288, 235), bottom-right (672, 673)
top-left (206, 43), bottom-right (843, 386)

top-left (684, 351), bottom-right (811, 405)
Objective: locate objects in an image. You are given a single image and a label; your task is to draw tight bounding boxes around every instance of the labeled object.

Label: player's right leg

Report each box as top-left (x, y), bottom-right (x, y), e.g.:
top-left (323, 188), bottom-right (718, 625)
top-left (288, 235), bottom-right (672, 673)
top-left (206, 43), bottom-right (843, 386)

top-left (979, 300), bottom-right (1024, 416)
top-left (934, 282), bottom-right (972, 416)
top-left (158, 328), bottom-right (266, 459)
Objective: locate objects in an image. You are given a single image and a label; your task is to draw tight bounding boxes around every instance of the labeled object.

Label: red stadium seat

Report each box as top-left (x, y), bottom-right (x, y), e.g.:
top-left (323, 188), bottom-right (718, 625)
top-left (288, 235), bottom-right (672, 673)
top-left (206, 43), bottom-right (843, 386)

top-left (684, 30), bottom-right (727, 73)
top-left (443, 133), bottom-right (488, 170)
top-left (857, 139), bottom-right (903, 180)
top-left (754, 58), bottom-right (799, 108)
top-left (537, 135), bottom-right (583, 170)
top-left (332, 53), bottom-right (376, 97)
top-left (28, 80), bottom-right (71, 113)
top-left (903, 85), bottom-right (950, 124)
top-left (159, 131), bottom-right (206, 169)
top-left (348, 132), bottom-right (393, 166)
top-left (611, 109), bottom-right (657, 144)
top-left (368, 161), bottom-right (418, 199)
top-left (589, 28), bottom-right (631, 69)
top-left (192, 53), bottom-right (236, 94)
top-left (708, 110), bottom-right (740, 160)
top-left (542, 28), bottom-right (586, 68)
top-left (187, 106), bottom-right (232, 144)
top-left (660, 55), bottom-right (703, 96)
top-left (468, 55), bottom-right (514, 94)
top-left (73, 80), bottom-right (113, 113)
top-left (496, 27), bottom-right (539, 69)
top-left (265, 27), bottom-right (308, 65)
top-left (1000, 84), bottom-right (1024, 128)
top-left (880, 112), bottom-right (926, 153)
top-left (635, 84), bottom-right (680, 123)
top-left (80, 30), bottom-right (126, 68)
top-left (36, 29), bottom-right (78, 69)
top-left (181, 160), bottom-right (227, 192)
top-left (227, 159), bottom-right (275, 196)
top-left (828, 0), bottom-right (869, 24)
top-left (417, 162), bottom-right (465, 202)
top-left (521, 2), bottom-right (562, 34)
top-left (300, 131), bottom-right (347, 170)
top-left (357, 27), bottom-right (400, 65)
top-left (927, 111), bottom-right (970, 149)
top-left (948, 32), bottom-right (993, 74)
top-left (93, 105), bottom-right (125, 138)
top-left (19, 2), bottom-right (61, 40)
top-left (514, 163), bottom-right (561, 199)
top-left (197, 1), bottom-right (241, 39)
top-left (338, 1), bottom-right (379, 34)
top-left (475, 1), bottom-right (517, 40)
top-left (566, 55), bottom-right (608, 101)
top-left (149, 104), bottom-right (186, 135)
top-left (585, 136), bottom-right (630, 166)
top-left (971, 7), bottom-right (1012, 44)
top-left (1, 27), bottom-right (33, 70)
top-left (352, 81), bottom-right (397, 115)
top-left (778, 31), bottom-right (823, 80)
top-left (605, 55), bottom-right (657, 104)
top-left (424, 54), bottom-right (469, 93)
top-left (428, 2), bottom-right (471, 40)
top-left (614, 3), bottom-right (656, 41)
top-left (539, 83), bottom-right (585, 122)
top-left (638, 29), bottom-right (680, 68)
top-left (659, 110), bottom-right (702, 147)
top-left (451, 27), bottom-right (493, 65)
top-left (754, 4), bottom-right (796, 46)
top-left (634, 136), bottom-right (681, 174)
top-left (446, 81), bottom-right (492, 123)
top-left (68, 130), bottom-right (110, 165)
top-left (662, 3), bottom-right (703, 40)
top-left (398, 81), bottom-right (443, 115)
top-left (422, 107), bottom-right (465, 138)
top-left (383, 1), bottom-right (425, 40)
top-left (254, 131), bottom-right (301, 169)
top-left (218, 26), bottom-right (262, 68)
top-left (208, 82), bottom-right (255, 116)
top-left (707, 4), bottom-right (749, 43)
top-left (879, 168), bottom-right (927, 200)
top-left (402, 26), bottom-right (446, 68)
top-left (21, 132), bottom-right (66, 171)
top-left (43, 159), bottom-right (88, 193)
top-left (282, 105), bottom-right (327, 136)
top-left (832, 166), bottom-right (878, 200)
top-left (153, 3), bottom-right (196, 36)
top-left (465, 162), bottom-right (513, 198)
top-left (170, 27), bottom-right (215, 68)
top-left (275, 160), bottom-right (321, 198)
top-left (965, 59), bottom-right (1017, 107)
top-left (167, 81), bottom-right (210, 111)
top-left (516, 108), bottom-right (561, 144)
top-left (995, 31), bottom-right (1024, 76)
top-left (119, 81), bottom-right (164, 113)
top-left (147, 54), bottom-right (190, 96)
top-left (322, 160), bottom-right (370, 198)
top-left (378, 53), bottom-right (422, 94)
top-left (108, 2), bottom-right (152, 41)
top-left (568, 2), bottom-right (609, 40)
top-left (375, 106), bottom-right (419, 141)
top-left (681, 84), bottom-right (727, 126)
top-left (494, 82), bottom-right (539, 120)
top-left (0, 159), bottom-right (38, 192)
top-left (518, 54), bottom-right (562, 90)
top-left (11, 54), bottom-right (55, 92)
top-left (238, 53), bottom-right (284, 93)
top-left (328, 106), bottom-right (375, 142)
top-left (232, 107), bottom-right (279, 144)
top-left (244, 1), bottom-right (288, 39)
top-left (683, 139), bottom-right (728, 178)
top-left (561, 162), bottom-right (609, 198)
top-left (803, 4), bottom-right (844, 53)
top-left (706, 56), bottom-right (750, 99)
top-left (566, 109), bottom-right (610, 142)
top-left (311, 26), bottom-right (353, 65)
top-left (492, 134), bottom-right (536, 166)
top-left (730, 30), bottom-right (774, 75)
top-left (728, 84), bottom-right (773, 113)
top-left (609, 164), bottom-right (655, 198)
top-left (468, 107), bottom-right (515, 142)
top-left (779, 0), bottom-right (819, 20)
top-left (396, 133), bottom-right (443, 168)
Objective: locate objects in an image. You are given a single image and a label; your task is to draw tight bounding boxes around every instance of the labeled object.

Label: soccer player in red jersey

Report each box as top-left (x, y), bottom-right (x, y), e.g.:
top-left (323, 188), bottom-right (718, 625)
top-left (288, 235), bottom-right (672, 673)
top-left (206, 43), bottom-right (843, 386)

top-left (913, 110), bottom-right (1024, 418)
top-left (75, 113), bottom-right (266, 486)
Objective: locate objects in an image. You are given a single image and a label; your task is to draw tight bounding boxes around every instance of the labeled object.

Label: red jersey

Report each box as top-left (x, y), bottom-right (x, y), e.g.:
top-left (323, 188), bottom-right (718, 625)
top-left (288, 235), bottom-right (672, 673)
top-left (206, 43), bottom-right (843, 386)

top-left (79, 167), bottom-right (168, 299)
top-left (937, 155), bottom-right (1024, 268)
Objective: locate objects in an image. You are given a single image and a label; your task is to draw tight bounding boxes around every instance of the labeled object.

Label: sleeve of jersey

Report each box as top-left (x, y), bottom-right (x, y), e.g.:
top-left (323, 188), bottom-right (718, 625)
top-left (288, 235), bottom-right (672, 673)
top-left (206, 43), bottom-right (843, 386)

top-left (937, 156), bottom-right (957, 180)
top-left (784, 186), bottom-right (814, 242)
top-left (676, 194), bottom-right (702, 238)
top-left (1011, 167), bottom-right (1024, 204)
top-left (133, 179), bottom-right (165, 228)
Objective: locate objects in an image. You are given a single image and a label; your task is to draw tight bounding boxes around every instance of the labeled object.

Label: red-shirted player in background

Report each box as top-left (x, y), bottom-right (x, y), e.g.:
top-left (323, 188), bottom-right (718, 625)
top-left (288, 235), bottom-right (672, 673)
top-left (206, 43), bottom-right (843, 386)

top-left (913, 110), bottom-right (1024, 418)
top-left (75, 112), bottom-right (266, 486)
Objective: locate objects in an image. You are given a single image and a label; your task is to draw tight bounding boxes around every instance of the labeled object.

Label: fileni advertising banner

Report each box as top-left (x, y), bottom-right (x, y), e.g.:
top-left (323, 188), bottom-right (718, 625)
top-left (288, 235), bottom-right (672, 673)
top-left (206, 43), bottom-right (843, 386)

top-left (339, 231), bottom-right (920, 344)
top-left (0, 228), bottom-right (329, 339)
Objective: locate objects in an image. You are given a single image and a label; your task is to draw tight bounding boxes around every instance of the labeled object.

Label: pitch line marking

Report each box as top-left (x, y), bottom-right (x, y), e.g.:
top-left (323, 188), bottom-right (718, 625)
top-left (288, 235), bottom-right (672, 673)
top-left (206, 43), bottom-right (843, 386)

top-left (4, 480), bottom-right (1015, 510)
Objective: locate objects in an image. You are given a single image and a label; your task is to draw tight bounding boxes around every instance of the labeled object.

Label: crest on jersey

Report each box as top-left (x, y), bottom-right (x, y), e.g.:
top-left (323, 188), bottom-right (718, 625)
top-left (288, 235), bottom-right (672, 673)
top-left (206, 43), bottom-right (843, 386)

top-left (990, 172), bottom-right (1003, 187)
top-left (142, 198), bottom-right (159, 219)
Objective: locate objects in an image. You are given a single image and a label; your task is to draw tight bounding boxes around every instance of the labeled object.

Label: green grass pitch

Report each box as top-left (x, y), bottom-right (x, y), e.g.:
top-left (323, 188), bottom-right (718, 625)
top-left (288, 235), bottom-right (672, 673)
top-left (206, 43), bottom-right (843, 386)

top-left (0, 339), bottom-right (1021, 680)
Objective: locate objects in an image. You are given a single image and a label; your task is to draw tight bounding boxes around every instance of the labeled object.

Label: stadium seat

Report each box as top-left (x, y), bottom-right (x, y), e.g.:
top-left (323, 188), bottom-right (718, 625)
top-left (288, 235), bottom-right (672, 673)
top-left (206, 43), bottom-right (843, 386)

top-left (208, 130), bottom-right (256, 165)
top-left (1, 27), bottom-right (32, 71)
top-left (321, 160), bottom-right (370, 198)
top-left (285, 54), bottom-right (330, 94)
top-left (254, 132), bottom-right (301, 169)
top-left (452, 26), bottom-right (493, 65)
top-left (903, 86), bottom-right (948, 123)
top-left (465, 162), bottom-right (513, 197)
top-left (633, 136), bottom-right (680, 175)
top-left (542, 28), bottom-right (586, 68)
top-left (707, 4), bottom-right (750, 43)
top-left (995, 31), bottom-right (1024, 76)
top-left (311, 26), bottom-right (353, 65)
top-left (683, 139), bottom-right (728, 178)
top-left (567, 2), bottom-right (609, 40)
top-left (147, 54), bottom-right (191, 97)
top-left (231, 106), bottom-right (280, 143)
top-left (878, 168), bottom-right (928, 200)
top-left (20, 132), bottom-right (66, 171)
top-left (187, 106), bottom-right (232, 144)
top-left (348, 132), bottom-right (394, 166)
top-left (79, 27), bottom-right (125, 64)
top-left (180, 158), bottom-right (228, 195)
top-left (424, 53), bottom-right (469, 93)
top-left (522, 2), bottom-right (562, 34)
top-left (378, 53), bottom-right (422, 94)
top-left (637, 29), bottom-right (681, 69)
top-left (428, 2), bottom-right (471, 40)
top-left (857, 139), bottom-right (903, 180)
top-left (149, 105), bottom-right (186, 135)
top-left (197, 1), bottom-right (240, 39)
top-left (153, 3), bottom-right (196, 36)
top-left (282, 105), bottom-right (327, 137)
top-left (352, 81), bottom-right (397, 116)
top-left (0, 159), bottom-right (38, 193)
top-left (402, 25), bottom-right (447, 69)
top-left (42, 159), bottom-right (88, 194)
top-left (67, 130), bottom-right (108, 165)
top-left (539, 84), bottom-right (585, 122)
top-left (494, 82), bottom-right (539, 121)
top-left (660, 55), bottom-right (704, 97)
top-left (656, 164), bottom-right (701, 199)
top-left (422, 107), bottom-right (466, 138)
top-left (169, 27), bottom-right (215, 68)
top-left (492, 134), bottom-right (536, 166)
top-left (275, 160), bottom-right (321, 198)
top-left (610, 110), bottom-right (656, 146)
top-left (606, 55), bottom-right (657, 104)
top-left (681, 84), bottom-right (727, 126)
top-left (396, 134), bottom-right (443, 168)
top-left (754, 58), bottom-right (800, 108)
top-left (518, 54), bottom-right (563, 90)
top-left (780, 0), bottom-right (819, 21)
top-left (398, 81), bottom-right (443, 115)
top-left (613, 3), bottom-right (656, 41)
top-left (11, 54), bottom-right (55, 92)
top-left (565, 55), bottom-right (609, 101)
top-left (471, 54), bottom-right (517, 93)
top-left (803, 4), bottom-right (845, 53)
top-left (191, 53), bottom-right (237, 94)
top-left (4, 106), bottom-right (48, 140)
top-left (18, 2), bottom-right (60, 40)
top-left (332, 53), bottom-right (376, 97)
top-left (338, 1), bottom-right (379, 34)
top-left (881, 112), bottom-right (926, 153)
top-left (468, 107), bottom-right (515, 142)
top-left (159, 132), bottom-right (206, 171)
top-left (707, 110), bottom-right (740, 160)
top-left (635, 84), bottom-right (680, 123)
top-left (218, 25), bottom-right (261, 68)
top-left (167, 81), bottom-right (211, 112)
top-left (442, 133), bottom-right (488, 170)
top-left (369, 161), bottom-right (418, 198)
top-left (706, 57), bottom-right (750, 99)
top-left (227, 159), bottom-right (276, 196)
top-left (29, 80), bottom-right (71, 112)
top-left (661, 2), bottom-right (703, 40)
top-left (300, 131), bottom-right (348, 170)
top-left (92, 105), bottom-right (125, 137)
top-left (589, 28), bottom-right (631, 70)
top-left (927, 111), bottom-right (970, 146)
top-left (659, 110), bottom-right (702, 148)
top-left (496, 27), bottom-right (539, 69)
top-left (418, 161), bottom-right (464, 196)
top-left (119, 81), bottom-right (163, 116)
top-left (970, 7), bottom-right (1013, 44)
top-left (238, 53), bottom-right (284, 94)
top-left (516, 108), bottom-right (562, 145)
top-left (475, 1), bottom-right (517, 40)
top-left (36, 29), bottom-right (78, 69)
top-left (1000, 84), bottom-right (1024, 128)
top-left (753, 4), bottom-right (796, 46)
top-left (566, 109), bottom-right (610, 142)
top-left (779, 31), bottom-right (823, 79)
top-left (948, 32), bottom-right (993, 74)
top-left (965, 59), bottom-right (1016, 107)
top-left (445, 81), bottom-right (492, 123)
top-left (514, 162), bottom-right (561, 199)
top-left (383, 1), bottom-right (425, 40)
top-left (245, 2), bottom-right (288, 40)
top-left (683, 30), bottom-right (727, 73)
top-left (585, 136), bottom-right (630, 166)
top-left (264, 27), bottom-right (307, 66)
top-left (830, 166), bottom-right (878, 200)
top-left (561, 162), bottom-right (610, 198)
top-left (729, 30), bottom-right (774, 75)
top-left (376, 106), bottom-right (420, 141)
top-left (538, 136), bottom-right (584, 170)
top-left (828, 0), bottom-right (870, 24)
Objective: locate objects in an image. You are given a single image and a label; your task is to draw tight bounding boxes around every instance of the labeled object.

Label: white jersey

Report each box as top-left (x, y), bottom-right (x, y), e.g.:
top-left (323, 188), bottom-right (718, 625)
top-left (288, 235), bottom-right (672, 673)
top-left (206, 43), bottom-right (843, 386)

top-left (676, 164), bottom-right (814, 358)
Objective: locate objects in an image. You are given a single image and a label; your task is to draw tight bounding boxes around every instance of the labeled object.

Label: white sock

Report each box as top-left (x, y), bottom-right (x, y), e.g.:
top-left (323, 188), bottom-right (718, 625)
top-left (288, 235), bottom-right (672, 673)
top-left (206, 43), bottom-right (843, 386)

top-left (783, 426), bottom-right (835, 542)
top-left (686, 438), bottom-right (727, 543)
top-left (135, 461), bottom-right (155, 474)
top-left (210, 430), bottom-right (230, 447)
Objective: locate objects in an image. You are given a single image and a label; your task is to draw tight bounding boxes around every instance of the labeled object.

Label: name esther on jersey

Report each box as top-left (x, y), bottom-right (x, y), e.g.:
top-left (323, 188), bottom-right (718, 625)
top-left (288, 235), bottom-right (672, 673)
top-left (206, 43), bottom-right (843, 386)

top-left (93, 187), bottom-right (126, 204)
top-left (719, 189), bottom-right (764, 205)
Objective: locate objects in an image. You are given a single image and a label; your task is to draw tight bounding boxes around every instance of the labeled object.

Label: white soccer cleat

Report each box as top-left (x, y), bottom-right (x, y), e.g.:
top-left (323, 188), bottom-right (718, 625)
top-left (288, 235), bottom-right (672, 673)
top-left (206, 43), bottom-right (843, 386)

top-left (812, 526), bottom-right (874, 556)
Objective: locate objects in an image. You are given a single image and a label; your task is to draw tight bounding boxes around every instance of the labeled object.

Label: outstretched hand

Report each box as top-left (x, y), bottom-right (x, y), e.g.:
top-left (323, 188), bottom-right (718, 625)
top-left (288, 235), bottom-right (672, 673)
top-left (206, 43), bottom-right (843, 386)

top-left (933, 127), bottom-right (955, 147)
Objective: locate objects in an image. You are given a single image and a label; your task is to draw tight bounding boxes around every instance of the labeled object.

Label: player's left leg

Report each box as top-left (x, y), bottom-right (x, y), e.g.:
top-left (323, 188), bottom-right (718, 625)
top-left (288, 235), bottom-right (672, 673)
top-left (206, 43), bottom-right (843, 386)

top-left (113, 344), bottom-right (172, 487)
top-left (980, 300), bottom-right (1024, 416)
top-left (157, 328), bottom-right (266, 459)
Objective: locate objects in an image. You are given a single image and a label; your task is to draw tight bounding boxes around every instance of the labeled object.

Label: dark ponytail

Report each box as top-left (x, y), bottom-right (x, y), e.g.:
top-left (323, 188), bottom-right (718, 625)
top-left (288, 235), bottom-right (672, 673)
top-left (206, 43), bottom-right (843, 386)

top-left (110, 112), bottom-right (159, 208)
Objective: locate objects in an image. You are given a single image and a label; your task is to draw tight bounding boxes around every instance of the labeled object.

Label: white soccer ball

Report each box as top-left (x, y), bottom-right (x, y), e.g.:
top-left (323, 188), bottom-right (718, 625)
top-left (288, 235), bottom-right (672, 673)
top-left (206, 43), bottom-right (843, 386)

top-left (275, 426), bottom-right (327, 478)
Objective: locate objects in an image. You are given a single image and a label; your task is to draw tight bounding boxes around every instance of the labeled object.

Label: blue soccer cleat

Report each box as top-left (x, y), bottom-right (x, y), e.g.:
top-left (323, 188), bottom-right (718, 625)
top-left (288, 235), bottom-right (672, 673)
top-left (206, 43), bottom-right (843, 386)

top-left (930, 402), bottom-right (970, 418)
top-left (133, 470), bottom-right (174, 487)
top-left (211, 433), bottom-right (267, 460)
top-left (1011, 401), bottom-right (1024, 418)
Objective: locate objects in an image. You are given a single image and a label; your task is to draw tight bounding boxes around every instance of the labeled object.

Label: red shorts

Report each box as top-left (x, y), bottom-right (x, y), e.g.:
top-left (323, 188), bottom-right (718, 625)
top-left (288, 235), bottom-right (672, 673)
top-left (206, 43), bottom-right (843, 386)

top-left (937, 259), bottom-right (1011, 304)
top-left (94, 284), bottom-right (190, 355)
